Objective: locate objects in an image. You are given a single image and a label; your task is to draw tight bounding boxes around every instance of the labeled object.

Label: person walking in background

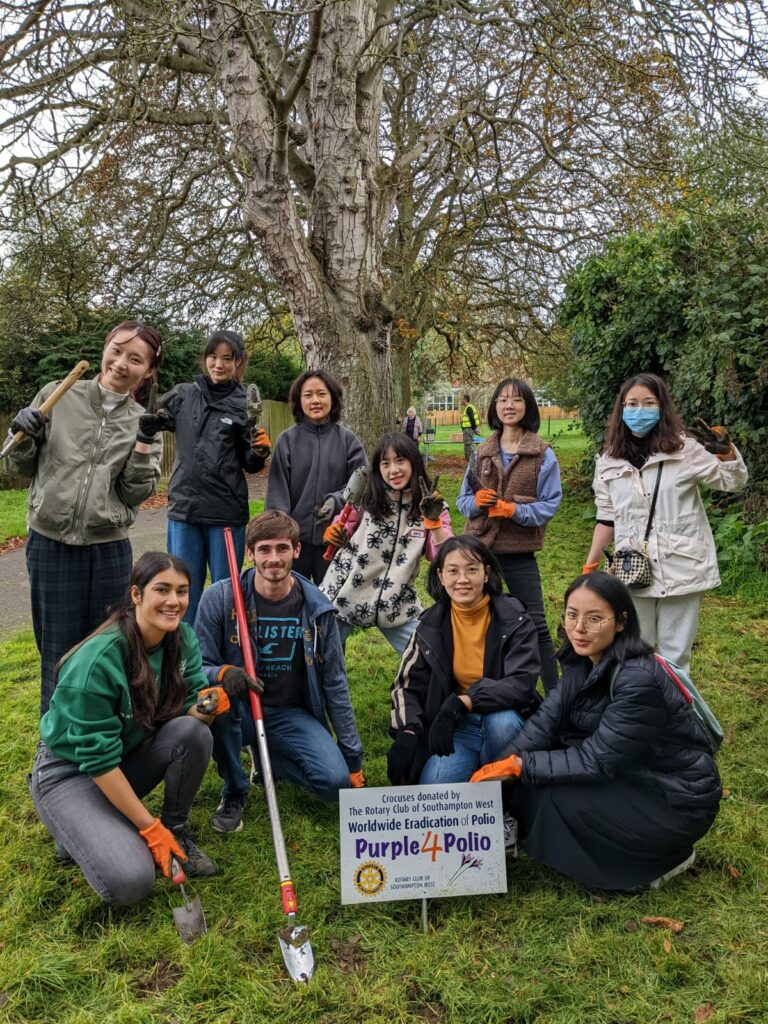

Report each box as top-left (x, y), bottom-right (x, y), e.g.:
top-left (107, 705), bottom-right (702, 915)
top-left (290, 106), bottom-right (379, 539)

top-left (265, 369), bottom-right (367, 584)
top-left (472, 572), bottom-right (721, 892)
top-left (195, 511), bottom-right (364, 834)
top-left (582, 373), bottom-right (747, 673)
top-left (388, 536), bottom-right (540, 787)
top-left (4, 321), bottom-right (164, 715)
top-left (460, 392), bottom-right (480, 462)
top-left (146, 329), bottom-right (271, 624)
top-left (401, 406), bottom-right (422, 443)
top-left (30, 553), bottom-right (221, 904)
top-left (457, 378), bottom-right (562, 693)
top-left (321, 433), bottom-right (452, 655)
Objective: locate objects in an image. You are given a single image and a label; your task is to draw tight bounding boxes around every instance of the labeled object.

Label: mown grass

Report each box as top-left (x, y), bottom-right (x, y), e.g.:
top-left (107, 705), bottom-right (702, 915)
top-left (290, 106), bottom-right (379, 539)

top-left (0, 431), bottom-right (767, 1023)
top-left (0, 489), bottom-right (27, 543)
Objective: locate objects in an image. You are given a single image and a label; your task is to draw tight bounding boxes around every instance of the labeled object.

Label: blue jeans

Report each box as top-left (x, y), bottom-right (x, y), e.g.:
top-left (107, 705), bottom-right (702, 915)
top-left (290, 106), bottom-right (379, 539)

top-left (337, 618), bottom-right (417, 656)
top-left (419, 709), bottom-right (525, 784)
top-left (29, 717), bottom-right (212, 905)
top-left (167, 520), bottom-right (246, 624)
top-left (210, 699), bottom-right (349, 803)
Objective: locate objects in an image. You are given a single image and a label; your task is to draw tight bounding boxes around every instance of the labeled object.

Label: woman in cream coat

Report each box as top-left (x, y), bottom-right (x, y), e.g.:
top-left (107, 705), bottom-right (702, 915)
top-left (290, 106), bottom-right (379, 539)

top-left (583, 373), bottom-right (747, 671)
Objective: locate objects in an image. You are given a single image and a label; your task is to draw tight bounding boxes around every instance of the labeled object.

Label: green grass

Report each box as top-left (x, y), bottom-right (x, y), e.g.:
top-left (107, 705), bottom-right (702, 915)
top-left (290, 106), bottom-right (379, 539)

top-left (423, 419), bottom-right (582, 457)
top-left (1, 435), bottom-right (767, 1023)
top-left (0, 489), bottom-right (27, 543)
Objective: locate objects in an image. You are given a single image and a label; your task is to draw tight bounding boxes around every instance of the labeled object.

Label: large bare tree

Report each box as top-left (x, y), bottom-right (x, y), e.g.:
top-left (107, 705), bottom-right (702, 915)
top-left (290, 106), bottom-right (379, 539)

top-left (2, 1), bottom-right (767, 444)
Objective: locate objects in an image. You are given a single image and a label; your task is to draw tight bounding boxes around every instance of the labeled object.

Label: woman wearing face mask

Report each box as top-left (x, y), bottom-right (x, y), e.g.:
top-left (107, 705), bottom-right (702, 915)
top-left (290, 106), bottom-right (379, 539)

top-left (4, 321), bottom-right (164, 715)
top-left (582, 373), bottom-right (747, 672)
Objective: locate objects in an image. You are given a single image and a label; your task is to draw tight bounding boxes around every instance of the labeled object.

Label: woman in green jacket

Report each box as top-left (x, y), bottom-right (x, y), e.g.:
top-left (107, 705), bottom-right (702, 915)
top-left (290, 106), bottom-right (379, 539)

top-left (30, 552), bottom-right (258, 905)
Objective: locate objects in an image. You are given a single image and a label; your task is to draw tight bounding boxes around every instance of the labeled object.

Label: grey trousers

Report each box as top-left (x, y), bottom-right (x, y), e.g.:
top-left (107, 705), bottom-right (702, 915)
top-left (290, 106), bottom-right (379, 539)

top-left (30, 716), bottom-right (212, 905)
top-left (632, 591), bottom-right (705, 674)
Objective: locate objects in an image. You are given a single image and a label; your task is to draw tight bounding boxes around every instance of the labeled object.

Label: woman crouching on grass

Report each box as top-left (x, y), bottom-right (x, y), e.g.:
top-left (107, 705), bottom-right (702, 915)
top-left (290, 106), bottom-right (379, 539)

top-left (30, 552), bottom-right (259, 905)
top-left (472, 572), bottom-right (721, 891)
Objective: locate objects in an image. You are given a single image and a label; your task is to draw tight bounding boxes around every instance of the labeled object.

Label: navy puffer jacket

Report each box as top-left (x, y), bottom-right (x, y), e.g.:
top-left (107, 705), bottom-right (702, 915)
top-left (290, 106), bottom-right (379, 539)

top-left (508, 652), bottom-right (721, 810)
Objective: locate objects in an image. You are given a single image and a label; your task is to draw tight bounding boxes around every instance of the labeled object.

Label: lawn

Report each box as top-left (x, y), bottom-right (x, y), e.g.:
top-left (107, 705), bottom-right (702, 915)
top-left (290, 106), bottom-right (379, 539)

top-left (0, 430), bottom-right (766, 1023)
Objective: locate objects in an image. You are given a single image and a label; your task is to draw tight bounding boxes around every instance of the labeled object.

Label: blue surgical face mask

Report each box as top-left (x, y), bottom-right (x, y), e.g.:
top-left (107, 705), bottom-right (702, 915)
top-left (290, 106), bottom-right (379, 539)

top-left (622, 407), bottom-right (660, 436)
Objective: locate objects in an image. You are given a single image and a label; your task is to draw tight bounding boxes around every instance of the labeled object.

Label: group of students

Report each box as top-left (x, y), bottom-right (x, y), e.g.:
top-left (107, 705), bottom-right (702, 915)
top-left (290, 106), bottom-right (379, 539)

top-left (6, 320), bottom-right (747, 906)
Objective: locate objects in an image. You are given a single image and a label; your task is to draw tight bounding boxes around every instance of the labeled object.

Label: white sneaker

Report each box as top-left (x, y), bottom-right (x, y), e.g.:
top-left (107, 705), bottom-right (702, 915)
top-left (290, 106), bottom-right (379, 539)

top-left (503, 813), bottom-right (518, 858)
top-left (649, 850), bottom-right (696, 889)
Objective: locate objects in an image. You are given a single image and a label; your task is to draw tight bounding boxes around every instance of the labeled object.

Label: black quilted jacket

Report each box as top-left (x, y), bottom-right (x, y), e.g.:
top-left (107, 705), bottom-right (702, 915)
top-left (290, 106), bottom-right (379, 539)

top-left (508, 651), bottom-right (721, 810)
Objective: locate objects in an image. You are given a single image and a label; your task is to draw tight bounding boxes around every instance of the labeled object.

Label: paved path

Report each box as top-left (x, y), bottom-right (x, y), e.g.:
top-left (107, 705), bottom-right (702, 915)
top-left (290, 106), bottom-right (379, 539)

top-left (0, 472), bottom-right (268, 642)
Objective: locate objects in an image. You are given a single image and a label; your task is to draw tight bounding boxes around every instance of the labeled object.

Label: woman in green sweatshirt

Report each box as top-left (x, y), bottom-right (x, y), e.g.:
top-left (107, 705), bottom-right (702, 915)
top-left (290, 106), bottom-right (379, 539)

top-left (30, 551), bottom-right (258, 905)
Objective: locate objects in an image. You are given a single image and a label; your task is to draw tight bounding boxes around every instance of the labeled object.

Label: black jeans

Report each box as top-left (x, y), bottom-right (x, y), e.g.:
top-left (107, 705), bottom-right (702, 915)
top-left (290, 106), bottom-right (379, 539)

top-left (496, 552), bottom-right (559, 693)
top-left (294, 542), bottom-right (331, 584)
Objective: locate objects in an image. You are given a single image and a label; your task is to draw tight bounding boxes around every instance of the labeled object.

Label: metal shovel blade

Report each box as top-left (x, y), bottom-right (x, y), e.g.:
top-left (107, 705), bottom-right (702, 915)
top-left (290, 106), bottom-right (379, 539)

top-left (172, 890), bottom-right (207, 944)
top-left (278, 923), bottom-right (314, 982)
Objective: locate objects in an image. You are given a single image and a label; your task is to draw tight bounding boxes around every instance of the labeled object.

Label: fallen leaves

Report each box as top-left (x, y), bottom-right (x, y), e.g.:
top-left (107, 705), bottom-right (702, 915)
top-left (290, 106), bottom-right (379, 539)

top-left (640, 915), bottom-right (685, 934)
top-left (695, 1001), bottom-right (715, 1021)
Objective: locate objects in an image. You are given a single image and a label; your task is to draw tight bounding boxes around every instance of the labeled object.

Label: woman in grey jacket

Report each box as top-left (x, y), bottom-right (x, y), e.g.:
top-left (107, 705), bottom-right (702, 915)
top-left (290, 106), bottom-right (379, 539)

top-left (5, 321), bottom-right (164, 714)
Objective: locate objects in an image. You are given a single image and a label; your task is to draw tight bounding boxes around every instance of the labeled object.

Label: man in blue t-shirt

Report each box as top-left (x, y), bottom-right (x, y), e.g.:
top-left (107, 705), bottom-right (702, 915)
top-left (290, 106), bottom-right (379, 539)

top-left (195, 510), bottom-right (364, 834)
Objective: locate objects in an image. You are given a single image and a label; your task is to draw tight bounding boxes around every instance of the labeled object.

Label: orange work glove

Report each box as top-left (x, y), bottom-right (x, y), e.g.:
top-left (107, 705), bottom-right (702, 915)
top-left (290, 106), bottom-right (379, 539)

top-left (249, 427), bottom-right (272, 459)
top-left (470, 754), bottom-right (523, 784)
top-left (195, 686), bottom-right (231, 716)
top-left (323, 522), bottom-right (349, 549)
top-left (422, 517), bottom-right (442, 530)
top-left (349, 769), bottom-right (366, 788)
top-left (474, 488), bottom-right (498, 508)
top-left (488, 499), bottom-right (516, 519)
top-left (582, 561), bottom-right (600, 574)
top-left (139, 817), bottom-right (186, 878)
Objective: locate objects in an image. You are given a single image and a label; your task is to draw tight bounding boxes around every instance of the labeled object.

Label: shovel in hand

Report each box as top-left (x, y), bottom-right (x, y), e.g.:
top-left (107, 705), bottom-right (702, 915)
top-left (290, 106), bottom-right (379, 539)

top-left (171, 857), bottom-right (207, 944)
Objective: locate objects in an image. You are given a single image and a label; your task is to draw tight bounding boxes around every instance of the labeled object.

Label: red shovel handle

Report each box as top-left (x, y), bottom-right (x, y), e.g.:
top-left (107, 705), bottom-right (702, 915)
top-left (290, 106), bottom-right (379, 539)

top-left (323, 502), bottom-right (354, 561)
top-left (223, 528), bottom-right (263, 723)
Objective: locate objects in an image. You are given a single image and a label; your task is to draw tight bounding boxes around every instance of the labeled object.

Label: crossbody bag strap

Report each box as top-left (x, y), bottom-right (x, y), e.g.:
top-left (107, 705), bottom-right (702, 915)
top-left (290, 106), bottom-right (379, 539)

top-left (642, 461), bottom-right (664, 545)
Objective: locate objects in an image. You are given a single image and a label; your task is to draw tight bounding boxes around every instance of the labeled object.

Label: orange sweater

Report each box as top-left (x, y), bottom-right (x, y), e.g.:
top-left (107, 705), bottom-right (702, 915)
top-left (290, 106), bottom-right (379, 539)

top-left (450, 594), bottom-right (491, 694)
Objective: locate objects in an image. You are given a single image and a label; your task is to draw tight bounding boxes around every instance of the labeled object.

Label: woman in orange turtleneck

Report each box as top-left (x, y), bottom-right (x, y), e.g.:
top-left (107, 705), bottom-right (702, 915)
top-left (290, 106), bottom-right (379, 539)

top-left (388, 536), bottom-right (542, 786)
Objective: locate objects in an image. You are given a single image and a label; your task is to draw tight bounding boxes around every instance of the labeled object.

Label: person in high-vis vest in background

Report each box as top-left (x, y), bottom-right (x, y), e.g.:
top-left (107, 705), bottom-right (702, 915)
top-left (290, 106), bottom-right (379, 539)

top-left (461, 393), bottom-right (479, 462)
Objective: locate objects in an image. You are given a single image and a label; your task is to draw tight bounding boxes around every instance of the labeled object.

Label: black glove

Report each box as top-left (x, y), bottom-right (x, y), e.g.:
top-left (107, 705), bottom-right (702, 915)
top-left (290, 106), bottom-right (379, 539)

top-left (10, 406), bottom-right (47, 440)
top-left (688, 417), bottom-right (733, 456)
top-left (315, 497), bottom-right (336, 524)
top-left (387, 731), bottom-right (426, 785)
top-left (218, 665), bottom-right (264, 699)
top-left (428, 694), bottom-right (468, 756)
top-left (418, 476), bottom-right (444, 520)
top-left (136, 382), bottom-right (172, 443)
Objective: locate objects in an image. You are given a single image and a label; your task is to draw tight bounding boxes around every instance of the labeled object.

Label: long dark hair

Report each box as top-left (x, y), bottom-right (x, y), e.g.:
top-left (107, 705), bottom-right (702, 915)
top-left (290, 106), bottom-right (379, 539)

top-left (427, 536), bottom-right (505, 603)
top-left (201, 329), bottom-right (248, 382)
top-left (365, 433), bottom-right (430, 520)
top-left (487, 378), bottom-right (541, 433)
top-left (289, 369), bottom-right (343, 423)
top-left (57, 552), bottom-right (192, 729)
top-left (604, 373), bottom-right (685, 459)
top-left (557, 572), bottom-right (652, 664)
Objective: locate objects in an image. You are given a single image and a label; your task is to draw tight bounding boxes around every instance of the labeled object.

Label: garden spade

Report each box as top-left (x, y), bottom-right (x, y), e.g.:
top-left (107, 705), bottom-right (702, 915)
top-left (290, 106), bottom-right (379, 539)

top-left (0, 360), bottom-right (90, 459)
top-left (322, 465), bottom-right (370, 560)
top-left (170, 857), bottom-right (207, 944)
top-left (246, 382), bottom-right (263, 424)
top-left (223, 527), bottom-right (315, 982)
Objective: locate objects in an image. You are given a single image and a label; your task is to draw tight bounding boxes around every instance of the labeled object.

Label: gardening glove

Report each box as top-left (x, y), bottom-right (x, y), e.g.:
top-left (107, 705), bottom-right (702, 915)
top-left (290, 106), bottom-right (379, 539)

top-left (474, 488), bottom-right (498, 509)
top-left (139, 817), bottom-right (186, 878)
top-left (688, 418), bottom-right (734, 458)
top-left (387, 731), bottom-right (424, 785)
top-left (418, 476), bottom-right (445, 521)
top-left (488, 499), bottom-right (516, 519)
top-left (195, 686), bottom-right (231, 716)
top-left (137, 383), bottom-right (172, 443)
top-left (323, 522), bottom-right (349, 549)
top-left (244, 423), bottom-right (271, 459)
top-left (470, 754), bottom-right (523, 784)
top-left (349, 769), bottom-right (366, 788)
top-left (10, 406), bottom-right (47, 440)
top-left (217, 665), bottom-right (263, 699)
top-left (315, 497), bottom-right (336, 524)
top-left (582, 561), bottom-right (600, 574)
top-left (428, 694), bottom-right (468, 757)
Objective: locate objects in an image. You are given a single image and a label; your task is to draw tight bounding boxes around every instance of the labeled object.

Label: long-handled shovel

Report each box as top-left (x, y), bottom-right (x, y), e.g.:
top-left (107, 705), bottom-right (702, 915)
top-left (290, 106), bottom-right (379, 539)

top-left (0, 360), bottom-right (90, 460)
top-left (223, 527), bottom-right (315, 983)
top-left (170, 857), bottom-right (207, 944)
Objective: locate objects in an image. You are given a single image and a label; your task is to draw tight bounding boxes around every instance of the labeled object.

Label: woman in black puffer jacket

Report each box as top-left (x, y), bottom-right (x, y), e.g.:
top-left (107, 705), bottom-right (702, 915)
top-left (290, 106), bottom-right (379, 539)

top-left (472, 572), bottom-right (721, 891)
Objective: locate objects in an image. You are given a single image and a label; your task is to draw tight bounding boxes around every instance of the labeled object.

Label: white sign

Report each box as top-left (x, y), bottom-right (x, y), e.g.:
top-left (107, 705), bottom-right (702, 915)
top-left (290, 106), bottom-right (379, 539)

top-left (339, 782), bottom-right (507, 904)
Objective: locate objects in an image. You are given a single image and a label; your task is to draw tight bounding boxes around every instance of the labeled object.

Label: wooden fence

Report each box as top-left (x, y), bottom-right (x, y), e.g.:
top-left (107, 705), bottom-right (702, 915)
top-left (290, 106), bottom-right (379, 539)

top-left (0, 399), bottom-right (295, 490)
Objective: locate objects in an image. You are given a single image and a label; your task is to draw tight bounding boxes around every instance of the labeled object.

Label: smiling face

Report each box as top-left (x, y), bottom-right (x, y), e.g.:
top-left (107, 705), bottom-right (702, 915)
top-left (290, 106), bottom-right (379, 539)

top-left (249, 535), bottom-right (300, 596)
top-left (438, 548), bottom-right (488, 608)
top-left (100, 329), bottom-right (155, 395)
top-left (205, 341), bottom-right (240, 384)
top-left (379, 447), bottom-right (413, 491)
top-left (494, 385), bottom-right (527, 428)
top-left (132, 568), bottom-right (190, 647)
top-left (300, 376), bottom-right (333, 422)
top-left (562, 586), bottom-right (623, 664)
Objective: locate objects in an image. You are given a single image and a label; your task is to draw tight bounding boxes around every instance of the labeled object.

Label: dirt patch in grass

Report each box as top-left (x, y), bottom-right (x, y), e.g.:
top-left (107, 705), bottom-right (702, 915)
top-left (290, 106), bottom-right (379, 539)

top-left (134, 958), bottom-right (183, 997)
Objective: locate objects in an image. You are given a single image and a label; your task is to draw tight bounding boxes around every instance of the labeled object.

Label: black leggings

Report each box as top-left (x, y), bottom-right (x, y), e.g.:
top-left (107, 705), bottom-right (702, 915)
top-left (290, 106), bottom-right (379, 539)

top-left (495, 552), bottom-right (559, 693)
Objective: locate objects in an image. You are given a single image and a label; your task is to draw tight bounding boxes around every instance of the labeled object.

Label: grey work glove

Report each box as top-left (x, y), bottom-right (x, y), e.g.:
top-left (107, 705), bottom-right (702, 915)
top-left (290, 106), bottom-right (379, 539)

top-left (10, 406), bottom-right (47, 440)
top-left (315, 497), bottom-right (336, 524)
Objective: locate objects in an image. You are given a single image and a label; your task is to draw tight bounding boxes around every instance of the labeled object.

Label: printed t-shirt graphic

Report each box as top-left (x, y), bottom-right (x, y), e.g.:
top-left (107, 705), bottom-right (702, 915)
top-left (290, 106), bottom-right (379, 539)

top-left (252, 584), bottom-right (306, 707)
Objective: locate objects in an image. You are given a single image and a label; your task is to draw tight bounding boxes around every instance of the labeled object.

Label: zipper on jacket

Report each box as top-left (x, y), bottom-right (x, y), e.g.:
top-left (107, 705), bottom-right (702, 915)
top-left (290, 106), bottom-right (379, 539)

top-left (70, 411), bottom-right (107, 544)
top-left (373, 491), bottom-right (405, 625)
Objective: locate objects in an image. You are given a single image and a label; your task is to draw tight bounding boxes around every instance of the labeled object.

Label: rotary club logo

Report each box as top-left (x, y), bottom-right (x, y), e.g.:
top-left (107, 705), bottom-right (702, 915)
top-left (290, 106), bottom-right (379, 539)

top-left (353, 861), bottom-right (387, 897)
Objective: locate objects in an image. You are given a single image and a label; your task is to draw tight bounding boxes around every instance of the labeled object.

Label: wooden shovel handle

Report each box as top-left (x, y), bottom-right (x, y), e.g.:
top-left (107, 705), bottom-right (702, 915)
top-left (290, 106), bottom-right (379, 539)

top-left (9, 360), bottom-right (90, 446)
